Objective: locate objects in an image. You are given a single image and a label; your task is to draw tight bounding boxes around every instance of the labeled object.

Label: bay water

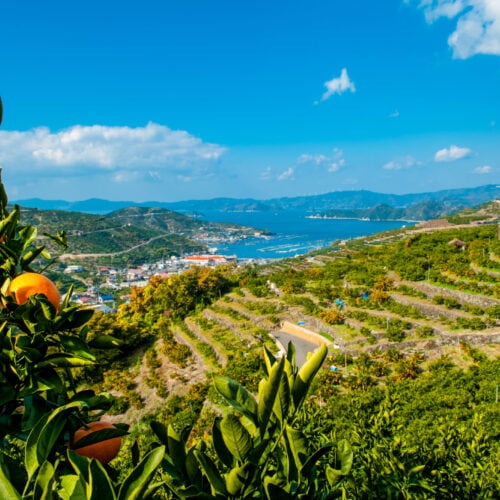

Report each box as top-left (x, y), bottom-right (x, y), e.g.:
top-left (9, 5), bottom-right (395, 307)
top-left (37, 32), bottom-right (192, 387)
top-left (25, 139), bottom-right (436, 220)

top-left (200, 210), bottom-right (412, 260)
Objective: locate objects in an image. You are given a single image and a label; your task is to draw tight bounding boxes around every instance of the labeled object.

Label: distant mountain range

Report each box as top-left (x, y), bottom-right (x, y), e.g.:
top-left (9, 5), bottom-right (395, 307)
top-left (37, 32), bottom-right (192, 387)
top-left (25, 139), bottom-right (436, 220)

top-left (13, 184), bottom-right (499, 220)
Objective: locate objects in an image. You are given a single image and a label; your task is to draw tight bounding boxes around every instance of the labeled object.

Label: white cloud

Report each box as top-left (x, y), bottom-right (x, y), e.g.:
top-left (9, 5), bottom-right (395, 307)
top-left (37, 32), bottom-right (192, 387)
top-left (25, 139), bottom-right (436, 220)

top-left (277, 167), bottom-right (295, 181)
top-left (297, 148), bottom-right (346, 172)
top-left (389, 110), bottom-right (400, 118)
top-left (473, 165), bottom-right (492, 173)
top-left (434, 144), bottom-right (471, 161)
top-left (411, 1), bottom-right (500, 58)
top-left (259, 166), bottom-right (273, 180)
top-left (0, 123), bottom-right (226, 181)
top-left (383, 155), bottom-right (421, 170)
top-left (317, 68), bottom-right (356, 103)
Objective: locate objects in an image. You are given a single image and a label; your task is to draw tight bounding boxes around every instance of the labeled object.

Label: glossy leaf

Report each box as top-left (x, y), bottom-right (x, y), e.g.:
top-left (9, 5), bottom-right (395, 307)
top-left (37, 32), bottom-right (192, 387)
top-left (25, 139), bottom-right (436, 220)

top-left (149, 420), bottom-right (168, 447)
top-left (67, 450), bottom-right (91, 485)
top-left (25, 401), bottom-right (86, 479)
top-left (88, 335), bottom-right (122, 349)
top-left (292, 344), bottom-right (327, 410)
top-left (262, 346), bottom-right (276, 376)
top-left (258, 356), bottom-right (284, 437)
top-left (166, 424), bottom-right (187, 461)
top-left (272, 363), bottom-right (291, 426)
top-left (35, 353), bottom-right (95, 368)
top-left (337, 439), bottom-right (353, 475)
top-left (213, 375), bottom-right (258, 425)
top-left (286, 341), bottom-right (296, 367)
top-left (220, 414), bottom-right (253, 463)
top-left (88, 459), bottom-right (117, 500)
top-left (58, 335), bottom-right (95, 361)
top-left (301, 442), bottom-right (336, 478)
top-left (326, 466), bottom-right (343, 487)
top-left (285, 425), bottom-right (308, 472)
top-left (225, 463), bottom-right (253, 496)
top-left (58, 474), bottom-right (87, 500)
top-left (117, 445), bottom-right (165, 500)
top-left (34, 460), bottom-right (55, 500)
top-left (185, 448), bottom-right (203, 487)
top-left (264, 478), bottom-right (293, 500)
top-left (212, 417), bottom-right (233, 468)
top-left (0, 462), bottom-right (21, 500)
top-left (193, 449), bottom-right (227, 496)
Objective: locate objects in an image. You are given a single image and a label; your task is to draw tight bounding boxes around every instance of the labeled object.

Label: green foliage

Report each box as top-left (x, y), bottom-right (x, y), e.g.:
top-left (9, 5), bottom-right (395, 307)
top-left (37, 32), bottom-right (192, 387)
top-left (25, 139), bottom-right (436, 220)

top-left (324, 357), bottom-right (500, 498)
top-left (122, 265), bottom-right (235, 323)
top-left (385, 321), bottom-right (406, 342)
top-left (0, 170), bottom-right (163, 497)
top-left (415, 325), bottom-right (435, 338)
top-left (319, 308), bottom-right (345, 325)
top-left (152, 343), bottom-right (351, 498)
top-left (283, 293), bottom-right (319, 314)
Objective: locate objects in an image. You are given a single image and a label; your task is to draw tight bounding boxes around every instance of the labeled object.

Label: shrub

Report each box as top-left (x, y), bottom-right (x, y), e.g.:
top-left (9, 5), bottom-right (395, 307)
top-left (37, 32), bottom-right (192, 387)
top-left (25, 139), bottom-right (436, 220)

top-left (415, 325), bottom-right (435, 338)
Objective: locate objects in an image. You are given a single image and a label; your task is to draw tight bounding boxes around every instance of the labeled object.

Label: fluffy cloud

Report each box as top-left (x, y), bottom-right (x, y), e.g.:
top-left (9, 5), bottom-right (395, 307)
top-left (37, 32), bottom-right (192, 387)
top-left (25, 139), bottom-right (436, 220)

top-left (297, 148), bottom-right (346, 172)
top-left (277, 167), bottom-right (295, 181)
top-left (411, 1), bottom-right (500, 58)
top-left (473, 165), bottom-right (492, 174)
top-left (274, 149), bottom-right (346, 182)
top-left (383, 155), bottom-right (421, 170)
top-left (318, 69), bottom-right (356, 103)
top-left (434, 144), bottom-right (471, 162)
top-left (0, 123), bottom-right (226, 181)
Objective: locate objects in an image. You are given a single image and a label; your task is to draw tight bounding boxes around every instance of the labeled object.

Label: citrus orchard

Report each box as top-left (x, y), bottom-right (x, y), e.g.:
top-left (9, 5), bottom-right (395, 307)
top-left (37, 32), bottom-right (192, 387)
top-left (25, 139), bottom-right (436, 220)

top-left (71, 421), bottom-right (122, 464)
top-left (7, 272), bottom-right (61, 310)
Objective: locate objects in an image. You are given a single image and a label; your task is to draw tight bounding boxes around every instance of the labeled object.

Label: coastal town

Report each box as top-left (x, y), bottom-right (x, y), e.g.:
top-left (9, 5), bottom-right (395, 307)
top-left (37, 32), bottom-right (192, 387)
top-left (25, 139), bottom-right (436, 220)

top-left (64, 251), bottom-right (265, 313)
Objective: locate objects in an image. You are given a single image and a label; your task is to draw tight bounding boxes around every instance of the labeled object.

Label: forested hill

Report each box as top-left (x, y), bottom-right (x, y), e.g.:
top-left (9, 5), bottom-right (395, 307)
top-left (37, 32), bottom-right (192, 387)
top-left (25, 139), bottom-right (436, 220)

top-left (16, 205), bottom-right (262, 264)
top-left (320, 198), bottom-right (500, 221)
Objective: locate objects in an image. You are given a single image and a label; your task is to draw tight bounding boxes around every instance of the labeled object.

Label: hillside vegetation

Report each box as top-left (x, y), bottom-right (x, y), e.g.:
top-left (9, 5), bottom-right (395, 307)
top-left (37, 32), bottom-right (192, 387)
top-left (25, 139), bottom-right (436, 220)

top-left (17, 204), bottom-right (263, 267)
top-left (76, 206), bottom-right (500, 496)
top-left (2, 177), bottom-right (499, 498)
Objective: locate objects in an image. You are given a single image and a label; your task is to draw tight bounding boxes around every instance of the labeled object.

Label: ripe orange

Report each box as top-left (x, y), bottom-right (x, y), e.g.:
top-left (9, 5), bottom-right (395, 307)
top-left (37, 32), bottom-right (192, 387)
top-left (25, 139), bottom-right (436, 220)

top-left (7, 272), bottom-right (60, 310)
top-left (71, 421), bottom-right (122, 464)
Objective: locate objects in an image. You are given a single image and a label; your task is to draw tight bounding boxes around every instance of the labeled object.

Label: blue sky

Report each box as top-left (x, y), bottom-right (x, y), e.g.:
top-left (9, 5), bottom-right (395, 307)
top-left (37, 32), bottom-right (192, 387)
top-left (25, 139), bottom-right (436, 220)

top-left (0, 0), bottom-right (499, 202)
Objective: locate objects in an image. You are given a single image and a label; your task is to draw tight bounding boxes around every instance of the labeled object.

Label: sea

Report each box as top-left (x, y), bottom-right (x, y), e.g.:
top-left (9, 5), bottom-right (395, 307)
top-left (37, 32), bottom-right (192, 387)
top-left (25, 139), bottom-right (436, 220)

top-left (199, 210), bottom-right (413, 260)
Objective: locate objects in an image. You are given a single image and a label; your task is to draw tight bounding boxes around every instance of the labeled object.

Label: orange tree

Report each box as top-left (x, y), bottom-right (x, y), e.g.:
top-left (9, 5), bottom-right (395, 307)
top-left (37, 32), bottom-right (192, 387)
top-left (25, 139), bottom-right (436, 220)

top-left (0, 104), bottom-right (164, 498)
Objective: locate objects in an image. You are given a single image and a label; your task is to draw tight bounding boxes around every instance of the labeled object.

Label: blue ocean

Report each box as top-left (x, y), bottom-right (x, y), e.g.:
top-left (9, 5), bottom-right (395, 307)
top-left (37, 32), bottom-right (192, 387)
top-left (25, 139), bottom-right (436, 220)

top-left (200, 210), bottom-right (412, 259)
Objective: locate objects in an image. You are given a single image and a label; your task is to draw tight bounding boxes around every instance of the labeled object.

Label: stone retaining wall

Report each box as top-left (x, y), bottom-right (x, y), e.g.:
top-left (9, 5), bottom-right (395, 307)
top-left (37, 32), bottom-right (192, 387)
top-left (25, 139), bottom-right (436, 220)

top-left (406, 281), bottom-right (500, 308)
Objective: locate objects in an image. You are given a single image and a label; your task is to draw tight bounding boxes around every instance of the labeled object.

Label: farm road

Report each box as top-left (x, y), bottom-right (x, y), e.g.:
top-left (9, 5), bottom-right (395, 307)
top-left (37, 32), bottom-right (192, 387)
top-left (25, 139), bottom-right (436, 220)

top-left (272, 332), bottom-right (320, 367)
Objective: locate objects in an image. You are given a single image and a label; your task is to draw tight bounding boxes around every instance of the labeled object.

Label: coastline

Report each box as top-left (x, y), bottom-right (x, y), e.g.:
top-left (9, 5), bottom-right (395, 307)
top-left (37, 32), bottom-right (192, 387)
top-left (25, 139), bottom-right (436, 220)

top-left (305, 214), bottom-right (421, 223)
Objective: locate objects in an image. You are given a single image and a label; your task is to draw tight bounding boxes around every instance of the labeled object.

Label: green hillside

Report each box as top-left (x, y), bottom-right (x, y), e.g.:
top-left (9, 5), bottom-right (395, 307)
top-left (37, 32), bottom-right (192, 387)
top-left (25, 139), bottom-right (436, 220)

top-left (76, 209), bottom-right (499, 496)
top-left (2, 189), bottom-right (499, 498)
top-left (321, 198), bottom-right (500, 221)
top-left (17, 204), bottom-right (264, 266)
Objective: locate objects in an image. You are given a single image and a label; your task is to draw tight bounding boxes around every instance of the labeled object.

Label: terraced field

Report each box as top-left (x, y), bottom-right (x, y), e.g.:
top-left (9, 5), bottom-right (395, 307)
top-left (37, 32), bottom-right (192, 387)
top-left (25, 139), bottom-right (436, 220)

top-left (92, 216), bottom-right (500, 428)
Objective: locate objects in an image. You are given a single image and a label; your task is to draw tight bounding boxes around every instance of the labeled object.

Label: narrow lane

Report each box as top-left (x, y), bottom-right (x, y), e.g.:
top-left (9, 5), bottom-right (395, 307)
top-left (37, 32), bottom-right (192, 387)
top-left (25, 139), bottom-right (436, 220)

top-left (272, 331), bottom-right (321, 367)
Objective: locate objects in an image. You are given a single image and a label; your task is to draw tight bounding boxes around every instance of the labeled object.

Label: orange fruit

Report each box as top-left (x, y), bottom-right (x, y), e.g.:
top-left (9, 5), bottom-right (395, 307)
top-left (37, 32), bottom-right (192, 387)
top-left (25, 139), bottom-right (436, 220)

top-left (71, 421), bottom-right (122, 464)
top-left (7, 272), bottom-right (60, 310)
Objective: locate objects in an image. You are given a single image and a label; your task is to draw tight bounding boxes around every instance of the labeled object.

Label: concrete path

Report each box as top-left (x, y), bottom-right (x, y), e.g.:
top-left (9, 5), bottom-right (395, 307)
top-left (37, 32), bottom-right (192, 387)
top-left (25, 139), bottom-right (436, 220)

top-left (272, 331), bottom-right (323, 367)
